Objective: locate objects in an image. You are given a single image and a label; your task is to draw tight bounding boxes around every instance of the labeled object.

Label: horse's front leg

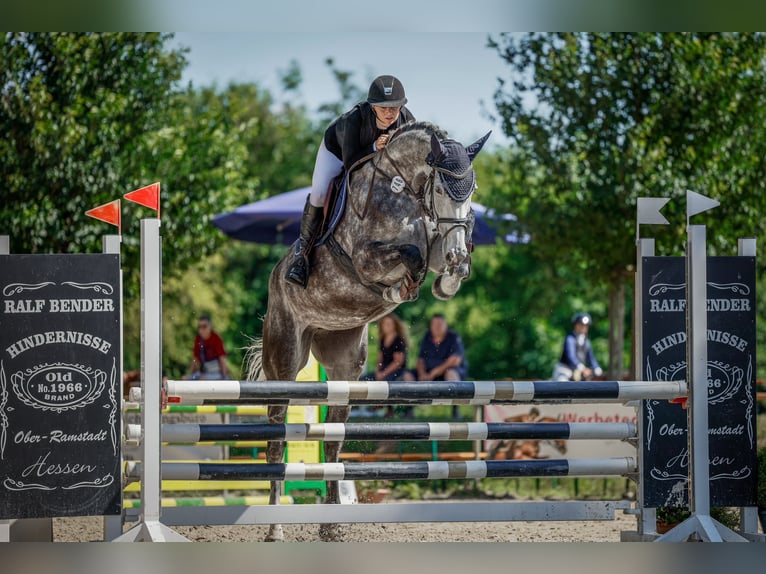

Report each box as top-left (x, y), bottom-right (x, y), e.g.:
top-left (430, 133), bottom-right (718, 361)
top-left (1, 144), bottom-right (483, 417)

top-left (354, 240), bottom-right (424, 303)
top-left (265, 405), bottom-right (288, 542)
top-left (428, 235), bottom-right (471, 301)
top-left (318, 405), bottom-right (352, 541)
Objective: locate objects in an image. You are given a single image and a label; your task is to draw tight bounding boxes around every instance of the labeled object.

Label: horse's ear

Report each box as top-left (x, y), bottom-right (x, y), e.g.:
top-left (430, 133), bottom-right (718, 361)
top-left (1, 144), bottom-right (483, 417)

top-left (428, 133), bottom-right (445, 164)
top-left (466, 131), bottom-right (492, 161)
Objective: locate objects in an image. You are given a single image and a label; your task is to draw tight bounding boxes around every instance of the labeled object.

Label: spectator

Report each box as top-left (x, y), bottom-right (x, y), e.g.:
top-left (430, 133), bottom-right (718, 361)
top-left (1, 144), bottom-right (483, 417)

top-left (186, 314), bottom-right (229, 380)
top-left (361, 314), bottom-right (409, 418)
top-left (406, 314), bottom-right (467, 418)
top-left (552, 312), bottom-right (603, 382)
top-left (362, 314), bottom-right (409, 382)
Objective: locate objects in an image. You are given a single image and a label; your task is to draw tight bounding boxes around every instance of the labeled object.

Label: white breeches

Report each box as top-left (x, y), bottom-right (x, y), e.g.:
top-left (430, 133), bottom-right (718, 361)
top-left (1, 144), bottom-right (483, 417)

top-left (309, 140), bottom-right (344, 208)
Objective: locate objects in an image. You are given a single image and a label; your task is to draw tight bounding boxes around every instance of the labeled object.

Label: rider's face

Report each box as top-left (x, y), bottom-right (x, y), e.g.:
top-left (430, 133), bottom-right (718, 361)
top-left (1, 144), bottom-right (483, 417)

top-left (372, 105), bottom-right (401, 129)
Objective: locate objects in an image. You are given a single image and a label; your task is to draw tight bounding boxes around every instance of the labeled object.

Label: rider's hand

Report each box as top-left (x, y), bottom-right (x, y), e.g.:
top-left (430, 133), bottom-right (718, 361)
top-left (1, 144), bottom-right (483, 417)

top-left (375, 134), bottom-right (390, 150)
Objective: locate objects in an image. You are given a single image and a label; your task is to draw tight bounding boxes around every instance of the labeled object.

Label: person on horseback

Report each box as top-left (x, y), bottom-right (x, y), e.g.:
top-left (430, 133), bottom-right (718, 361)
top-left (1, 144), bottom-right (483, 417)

top-left (285, 74), bottom-right (416, 287)
top-left (552, 312), bottom-right (603, 381)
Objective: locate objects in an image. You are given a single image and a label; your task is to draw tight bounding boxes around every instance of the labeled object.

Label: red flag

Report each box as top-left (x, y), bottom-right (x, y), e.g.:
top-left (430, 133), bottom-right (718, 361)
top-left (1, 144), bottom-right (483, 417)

top-left (85, 199), bottom-right (121, 233)
top-left (125, 182), bottom-right (160, 217)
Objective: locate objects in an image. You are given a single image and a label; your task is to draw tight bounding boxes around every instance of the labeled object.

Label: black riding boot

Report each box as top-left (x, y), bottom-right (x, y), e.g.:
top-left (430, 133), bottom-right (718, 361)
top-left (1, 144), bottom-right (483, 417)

top-left (285, 198), bottom-right (324, 287)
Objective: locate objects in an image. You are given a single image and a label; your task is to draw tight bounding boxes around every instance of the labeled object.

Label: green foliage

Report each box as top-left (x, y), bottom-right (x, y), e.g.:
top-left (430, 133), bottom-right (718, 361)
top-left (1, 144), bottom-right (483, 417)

top-left (490, 32), bottom-right (766, 376)
top-left (0, 33), bottom-right (324, 371)
top-left (1, 32), bottom-right (185, 258)
top-left (316, 58), bottom-right (366, 125)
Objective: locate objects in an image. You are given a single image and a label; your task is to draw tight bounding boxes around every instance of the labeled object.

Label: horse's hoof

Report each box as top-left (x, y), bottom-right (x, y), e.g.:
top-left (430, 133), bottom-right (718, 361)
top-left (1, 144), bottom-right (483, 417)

top-left (431, 275), bottom-right (455, 301)
top-left (382, 285), bottom-right (404, 304)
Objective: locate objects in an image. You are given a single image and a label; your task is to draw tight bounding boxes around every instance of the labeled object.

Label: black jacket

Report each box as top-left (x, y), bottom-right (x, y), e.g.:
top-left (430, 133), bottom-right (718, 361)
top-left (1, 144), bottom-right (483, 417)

top-left (324, 102), bottom-right (416, 171)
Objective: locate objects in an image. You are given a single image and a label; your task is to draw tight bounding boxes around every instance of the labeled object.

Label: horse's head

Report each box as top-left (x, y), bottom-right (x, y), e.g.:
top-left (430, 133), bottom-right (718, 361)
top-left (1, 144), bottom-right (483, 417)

top-left (424, 131), bottom-right (491, 299)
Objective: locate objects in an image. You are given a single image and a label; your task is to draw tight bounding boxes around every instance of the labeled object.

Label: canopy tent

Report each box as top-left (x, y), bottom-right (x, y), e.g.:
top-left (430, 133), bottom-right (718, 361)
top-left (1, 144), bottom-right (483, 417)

top-left (212, 187), bottom-right (529, 246)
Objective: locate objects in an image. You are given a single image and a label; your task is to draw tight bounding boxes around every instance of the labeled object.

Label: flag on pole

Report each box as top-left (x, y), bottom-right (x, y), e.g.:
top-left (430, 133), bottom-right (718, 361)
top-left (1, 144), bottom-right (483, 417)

top-left (686, 189), bottom-right (719, 218)
top-left (125, 182), bottom-right (160, 217)
top-left (85, 199), bottom-right (121, 234)
top-left (637, 197), bottom-right (670, 225)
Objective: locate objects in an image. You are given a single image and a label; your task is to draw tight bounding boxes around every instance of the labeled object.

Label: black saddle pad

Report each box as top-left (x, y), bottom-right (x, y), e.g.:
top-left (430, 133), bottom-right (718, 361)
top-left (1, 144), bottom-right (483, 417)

top-left (316, 173), bottom-right (347, 247)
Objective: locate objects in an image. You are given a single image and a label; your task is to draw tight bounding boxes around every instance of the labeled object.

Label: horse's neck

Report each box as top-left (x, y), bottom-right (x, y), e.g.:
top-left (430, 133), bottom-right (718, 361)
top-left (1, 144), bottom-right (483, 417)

top-left (382, 132), bottom-right (429, 179)
top-left (345, 132), bottom-right (430, 224)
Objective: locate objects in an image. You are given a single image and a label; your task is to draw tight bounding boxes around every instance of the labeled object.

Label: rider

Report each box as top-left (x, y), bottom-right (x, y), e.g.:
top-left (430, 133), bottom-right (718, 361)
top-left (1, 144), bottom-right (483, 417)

top-left (285, 75), bottom-right (416, 287)
top-left (552, 312), bottom-right (603, 382)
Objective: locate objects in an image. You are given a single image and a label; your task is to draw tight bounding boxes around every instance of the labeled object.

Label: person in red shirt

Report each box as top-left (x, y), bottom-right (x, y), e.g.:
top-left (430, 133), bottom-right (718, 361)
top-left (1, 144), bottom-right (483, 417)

top-left (186, 314), bottom-right (229, 380)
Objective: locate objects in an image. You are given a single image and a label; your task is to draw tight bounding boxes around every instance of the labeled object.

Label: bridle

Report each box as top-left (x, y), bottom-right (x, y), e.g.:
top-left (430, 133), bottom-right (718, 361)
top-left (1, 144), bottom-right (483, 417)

top-left (371, 142), bottom-right (474, 265)
top-left (330, 130), bottom-right (475, 299)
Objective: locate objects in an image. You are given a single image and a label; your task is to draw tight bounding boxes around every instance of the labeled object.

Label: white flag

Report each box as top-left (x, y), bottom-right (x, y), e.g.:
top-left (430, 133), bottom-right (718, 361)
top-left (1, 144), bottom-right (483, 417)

top-left (686, 189), bottom-right (719, 218)
top-left (637, 197), bottom-right (670, 225)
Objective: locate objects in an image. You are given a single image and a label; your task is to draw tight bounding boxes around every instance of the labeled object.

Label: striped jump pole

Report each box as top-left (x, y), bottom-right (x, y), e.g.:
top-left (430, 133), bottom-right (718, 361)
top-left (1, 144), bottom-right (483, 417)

top-left (125, 457), bottom-right (636, 481)
top-left (140, 421), bottom-right (637, 443)
top-left (163, 380), bottom-right (686, 406)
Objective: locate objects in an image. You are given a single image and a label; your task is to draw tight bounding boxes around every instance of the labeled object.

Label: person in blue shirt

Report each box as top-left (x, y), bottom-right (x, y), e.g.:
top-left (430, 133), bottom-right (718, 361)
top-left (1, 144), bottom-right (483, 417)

top-left (405, 314), bottom-right (467, 417)
top-left (552, 312), bottom-right (603, 381)
top-left (409, 314), bottom-right (467, 382)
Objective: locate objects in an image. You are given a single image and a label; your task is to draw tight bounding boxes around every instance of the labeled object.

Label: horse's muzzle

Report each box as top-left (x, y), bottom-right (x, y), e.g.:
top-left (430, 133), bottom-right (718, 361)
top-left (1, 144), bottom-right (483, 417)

top-left (445, 245), bottom-right (468, 267)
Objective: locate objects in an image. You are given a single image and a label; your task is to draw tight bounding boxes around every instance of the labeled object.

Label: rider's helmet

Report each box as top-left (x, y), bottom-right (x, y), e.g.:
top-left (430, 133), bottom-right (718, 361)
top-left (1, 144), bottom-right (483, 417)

top-left (571, 312), bottom-right (592, 326)
top-left (367, 75), bottom-right (407, 107)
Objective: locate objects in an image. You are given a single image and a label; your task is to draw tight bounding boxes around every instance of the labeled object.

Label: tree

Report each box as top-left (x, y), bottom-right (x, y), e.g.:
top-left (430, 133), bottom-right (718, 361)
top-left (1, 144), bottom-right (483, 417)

top-left (1, 33), bottom-right (182, 254)
top-left (0, 33), bottom-right (251, 299)
top-left (490, 33), bottom-right (766, 377)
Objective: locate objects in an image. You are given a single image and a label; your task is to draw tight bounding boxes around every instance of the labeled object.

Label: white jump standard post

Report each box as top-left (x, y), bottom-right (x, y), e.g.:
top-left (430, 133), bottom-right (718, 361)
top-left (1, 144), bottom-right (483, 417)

top-left (656, 191), bottom-right (747, 542)
top-left (114, 219), bottom-right (189, 542)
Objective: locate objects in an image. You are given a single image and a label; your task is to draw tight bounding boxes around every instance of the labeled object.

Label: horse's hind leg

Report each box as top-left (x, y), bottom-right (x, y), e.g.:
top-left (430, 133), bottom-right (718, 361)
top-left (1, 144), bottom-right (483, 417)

top-left (261, 305), bottom-right (312, 542)
top-left (311, 325), bottom-right (368, 541)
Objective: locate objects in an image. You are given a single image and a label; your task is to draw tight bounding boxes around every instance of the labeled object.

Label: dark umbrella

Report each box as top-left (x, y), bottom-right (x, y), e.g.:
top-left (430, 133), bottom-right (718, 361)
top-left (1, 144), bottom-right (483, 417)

top-left (212, 187), bottom-right (529, 246)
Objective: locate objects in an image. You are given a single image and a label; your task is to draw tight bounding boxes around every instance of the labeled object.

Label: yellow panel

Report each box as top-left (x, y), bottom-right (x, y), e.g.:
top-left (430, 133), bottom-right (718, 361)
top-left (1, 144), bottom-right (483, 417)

top-left (296, 353), bottom-right (320, 382)
top-left (287, 353), bottom-right (322, 463)
top-left (124, 480), bottom-right (272, 491)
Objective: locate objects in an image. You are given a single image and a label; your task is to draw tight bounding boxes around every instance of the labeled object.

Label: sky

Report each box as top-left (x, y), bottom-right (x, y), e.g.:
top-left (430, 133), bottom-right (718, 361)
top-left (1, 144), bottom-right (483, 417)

top-left (171, 32), bottom-right (515, 147)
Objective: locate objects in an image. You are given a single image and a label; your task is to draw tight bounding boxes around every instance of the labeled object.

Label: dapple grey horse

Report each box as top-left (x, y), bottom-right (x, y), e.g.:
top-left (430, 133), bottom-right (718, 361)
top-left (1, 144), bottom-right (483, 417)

top-left (246, 121), bottom-right (490, 541)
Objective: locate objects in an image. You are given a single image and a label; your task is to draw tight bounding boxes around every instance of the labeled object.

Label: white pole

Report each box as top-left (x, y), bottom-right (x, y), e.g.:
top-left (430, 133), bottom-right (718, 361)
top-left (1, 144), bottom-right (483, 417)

top-left (687, 224), bottom-right (711, 517)
top-left (114, 219), bottom-right (188, 542)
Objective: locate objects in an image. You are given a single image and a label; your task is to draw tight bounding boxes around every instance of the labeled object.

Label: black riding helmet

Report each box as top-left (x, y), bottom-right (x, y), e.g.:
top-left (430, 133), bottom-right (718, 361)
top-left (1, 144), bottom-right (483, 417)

top-left (572, 312), bottom-right (592, 326)
top-left (367, 75), bottom-right (407, 107)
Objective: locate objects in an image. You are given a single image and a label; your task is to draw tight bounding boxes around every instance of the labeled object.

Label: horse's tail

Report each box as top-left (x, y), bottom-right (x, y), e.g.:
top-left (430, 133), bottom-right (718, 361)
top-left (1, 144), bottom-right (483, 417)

top-left (242, 336), bottom-right (266, 382)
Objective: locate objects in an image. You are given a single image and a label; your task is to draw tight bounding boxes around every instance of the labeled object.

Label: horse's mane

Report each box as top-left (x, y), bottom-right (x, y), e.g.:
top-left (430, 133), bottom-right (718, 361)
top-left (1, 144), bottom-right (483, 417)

top-left (390, 120), bottom-right (449, 141)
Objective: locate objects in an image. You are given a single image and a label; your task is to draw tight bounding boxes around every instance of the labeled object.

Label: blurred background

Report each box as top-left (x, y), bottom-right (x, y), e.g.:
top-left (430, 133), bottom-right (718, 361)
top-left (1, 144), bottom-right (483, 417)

top-left (3, 29), bottom-right (766, 389)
